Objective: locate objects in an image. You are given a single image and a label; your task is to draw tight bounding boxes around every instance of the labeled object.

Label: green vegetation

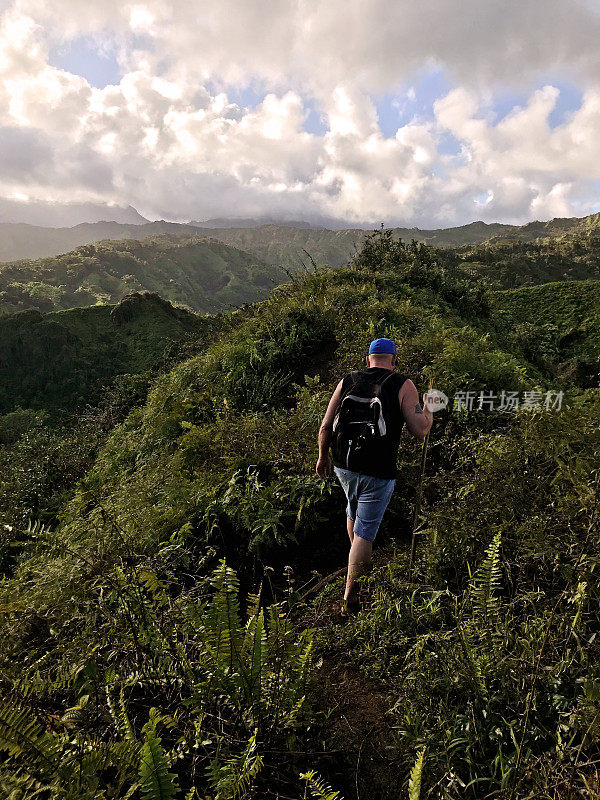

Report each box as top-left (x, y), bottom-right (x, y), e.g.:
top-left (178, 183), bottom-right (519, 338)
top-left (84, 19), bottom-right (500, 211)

top-left (457, 232), bottom-right (600, 287)
top-left (178, 215), bottom-right (600, 272)
top-left (0, 230), bottom-right (599, 798)
top-left (0, 234), bottom-right (285, 315)
top-left (196, 224), bottom-right (367, 269)
top-left (0, 292), bottom-right (220, 417)
top-left (492, 279), bottom-right (600, 388)
top-left (0, 294), bottom-right (237, 535)
top-left (494, 279), bottom-right (600, 357)
top-left (4, 223), bottom-right (600, 324)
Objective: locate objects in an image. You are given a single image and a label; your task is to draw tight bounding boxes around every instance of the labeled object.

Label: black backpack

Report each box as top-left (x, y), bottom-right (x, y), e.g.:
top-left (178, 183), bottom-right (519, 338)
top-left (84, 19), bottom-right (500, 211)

top-left (331, 370), bottom-right (395, 472)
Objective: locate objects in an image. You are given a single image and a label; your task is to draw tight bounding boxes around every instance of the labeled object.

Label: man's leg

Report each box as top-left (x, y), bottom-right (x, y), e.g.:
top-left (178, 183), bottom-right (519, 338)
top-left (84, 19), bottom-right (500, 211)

top-left (346, 516), bottom-right (354, 544)
top-left (344, 533), bottom-right (371, 603)
top-left (343, 475), bottom-right (396, 604)
top-left (333, 467), bottom-right (358, 547)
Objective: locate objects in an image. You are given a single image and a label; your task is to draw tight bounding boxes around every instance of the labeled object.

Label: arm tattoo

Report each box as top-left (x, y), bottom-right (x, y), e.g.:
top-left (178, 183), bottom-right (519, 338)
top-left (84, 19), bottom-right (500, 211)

top-left (414, 403), bottom-right (423, 414)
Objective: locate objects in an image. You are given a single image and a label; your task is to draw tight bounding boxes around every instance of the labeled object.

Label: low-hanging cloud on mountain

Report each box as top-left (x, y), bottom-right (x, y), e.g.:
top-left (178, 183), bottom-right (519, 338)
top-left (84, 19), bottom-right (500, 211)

top-left (2, 0), bottom-right (600, 227)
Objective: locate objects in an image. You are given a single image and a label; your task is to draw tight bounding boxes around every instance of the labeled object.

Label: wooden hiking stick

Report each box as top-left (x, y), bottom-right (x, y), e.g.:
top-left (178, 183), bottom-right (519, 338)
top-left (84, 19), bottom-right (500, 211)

top-left (408, 377), bottom-right (434, 574)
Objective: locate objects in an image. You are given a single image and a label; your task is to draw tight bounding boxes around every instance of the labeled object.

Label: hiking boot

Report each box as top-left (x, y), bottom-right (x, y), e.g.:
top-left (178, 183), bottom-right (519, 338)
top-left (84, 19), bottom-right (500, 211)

top-left (338, 598), bottom-right (360, 623)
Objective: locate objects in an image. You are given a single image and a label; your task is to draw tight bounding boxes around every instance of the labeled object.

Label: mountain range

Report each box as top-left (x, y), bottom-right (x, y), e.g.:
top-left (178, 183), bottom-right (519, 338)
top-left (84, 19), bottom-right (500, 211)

top-left (0, 234), bottom-right (285, 316)
top-left (2, 211), bottom-right (600, 265)
top-left (2, 222), bottom-right (600, 318)
top-left (0, 198), bottom-right (148, 228)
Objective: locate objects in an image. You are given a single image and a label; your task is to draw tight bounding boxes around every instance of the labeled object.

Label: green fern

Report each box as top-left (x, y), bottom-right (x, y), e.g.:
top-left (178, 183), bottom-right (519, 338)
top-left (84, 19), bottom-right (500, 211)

top-left (457, 624), bottom-right (487, 698)
top-left (0, 700), bottom-right (61, 771)
top-left (16, 654), bottom-right (84, 699)
top-left (138, 733), bottom-right (180, 800)
top-left (408, 747), bottom-right (426, 800)
top-left (0, 772), bottom-right (56, 799)
top-left (208, 728), bottom-right (263, 799)
top-left (0, 697), bottom-right (144, 796)
top-left (470, 530), bottom-right (503, 654)
top-left (242, 608), bottom-right (267, 707)
top-left (300, 770), bottom-right (343, 800)
top-left (106, 684), bottom-right (119, 729)
top-left (108, 737), bottom-right (142, 771)
top-left (203, 559), bottom-right (243, 670)
top-left (118, 687), bottom-right (138, 744)
top-left (245, 582), bottom-right (262, 619)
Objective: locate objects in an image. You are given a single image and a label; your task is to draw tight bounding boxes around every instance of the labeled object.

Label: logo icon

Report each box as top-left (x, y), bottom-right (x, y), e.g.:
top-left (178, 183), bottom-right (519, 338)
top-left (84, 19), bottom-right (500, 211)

top-left (425, 388), bottom-right (449, 412)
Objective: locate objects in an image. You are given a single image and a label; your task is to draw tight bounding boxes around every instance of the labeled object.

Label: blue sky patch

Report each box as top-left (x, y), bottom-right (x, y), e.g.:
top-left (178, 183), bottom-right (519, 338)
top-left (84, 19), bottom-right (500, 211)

top-left (221, 82), bottom-right (265, 109)
top-left (438, 131), bottom-right (462, 156)
top-left (48, 35), bottom-right (122, 88)
top-left (491, 89), bottom-right (529, 123)
top-left (545, 80), bottom-right (583, 127)
top-left (373, 66), bottom-right (453, 137)
top-left (491, 80), bottom-right (583, 128)
top-left (302, 99), bottom-right (328, 135)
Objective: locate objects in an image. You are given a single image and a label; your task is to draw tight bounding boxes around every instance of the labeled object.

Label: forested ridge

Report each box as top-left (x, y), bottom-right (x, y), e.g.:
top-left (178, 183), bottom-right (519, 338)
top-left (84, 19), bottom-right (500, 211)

top-left (0, 230), bottom-right (599, 799)
top-left (0, 234), bottom-right (285, 315)
top-left (2, 224), bottom-right (600, 321)
top-left (0, 293), bottom-right (221, 418)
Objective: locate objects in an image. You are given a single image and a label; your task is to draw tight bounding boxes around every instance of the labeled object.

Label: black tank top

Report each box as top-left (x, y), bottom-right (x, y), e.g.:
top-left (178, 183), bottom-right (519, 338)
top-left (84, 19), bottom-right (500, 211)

top-left (332, 367), bottom-right (408, 479)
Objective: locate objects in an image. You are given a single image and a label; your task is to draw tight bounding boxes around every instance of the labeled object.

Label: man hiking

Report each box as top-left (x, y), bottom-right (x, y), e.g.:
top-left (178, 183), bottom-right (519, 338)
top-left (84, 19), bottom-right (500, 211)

top-left (315, 338), bottom-right (433, 619)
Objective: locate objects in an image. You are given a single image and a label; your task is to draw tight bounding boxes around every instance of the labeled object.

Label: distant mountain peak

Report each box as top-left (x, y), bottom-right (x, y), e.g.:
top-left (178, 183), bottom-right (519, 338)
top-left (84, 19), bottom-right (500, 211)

top-left (190, 216), bottom-right (315, 229)
top-left (0, 198), bottom-right (149, 227)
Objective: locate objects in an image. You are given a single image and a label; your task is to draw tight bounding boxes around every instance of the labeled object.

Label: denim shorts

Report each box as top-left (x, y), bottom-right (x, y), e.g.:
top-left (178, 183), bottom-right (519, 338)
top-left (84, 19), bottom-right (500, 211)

top-left (334, 466), bottom-right (396, 542)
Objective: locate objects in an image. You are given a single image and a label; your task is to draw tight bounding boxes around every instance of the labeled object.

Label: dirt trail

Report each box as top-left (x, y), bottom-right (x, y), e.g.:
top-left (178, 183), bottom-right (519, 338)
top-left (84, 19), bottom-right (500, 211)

top-left (313, 660), bottom-right (400, 800)
top-left (296, 546), bottom-right (414, 800)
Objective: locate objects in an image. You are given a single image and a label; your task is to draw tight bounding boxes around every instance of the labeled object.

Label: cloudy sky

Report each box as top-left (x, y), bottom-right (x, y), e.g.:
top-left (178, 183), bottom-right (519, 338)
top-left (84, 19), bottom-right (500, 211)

top-left (1, 0), bottom-right (600, 227)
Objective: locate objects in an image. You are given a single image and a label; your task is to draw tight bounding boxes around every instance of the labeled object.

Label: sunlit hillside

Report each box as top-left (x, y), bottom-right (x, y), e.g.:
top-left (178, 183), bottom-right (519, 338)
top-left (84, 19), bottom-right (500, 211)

top-left (0, 230), bottom-right (598, 798)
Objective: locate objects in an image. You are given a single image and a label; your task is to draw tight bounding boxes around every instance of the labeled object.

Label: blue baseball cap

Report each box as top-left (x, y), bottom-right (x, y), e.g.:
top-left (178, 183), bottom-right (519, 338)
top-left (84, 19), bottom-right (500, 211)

top-left (368, 337), bottom-right (396, 355)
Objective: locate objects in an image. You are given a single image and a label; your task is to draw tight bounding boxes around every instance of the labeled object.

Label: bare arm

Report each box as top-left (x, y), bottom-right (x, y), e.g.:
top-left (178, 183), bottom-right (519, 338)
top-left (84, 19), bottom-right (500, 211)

top-left (316, 379), bottom-right (344, 478)
top-left (399, 379), bottom-right (433, 440)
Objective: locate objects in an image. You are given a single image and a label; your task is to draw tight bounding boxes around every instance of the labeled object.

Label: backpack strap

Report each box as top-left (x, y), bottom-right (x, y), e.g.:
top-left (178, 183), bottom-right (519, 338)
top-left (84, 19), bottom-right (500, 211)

top-left (339, 371), bottom-right (360, 397)
top-left (339, 369), bottom-right (394, 403)
top-left (372, 370), bottom-right (395, 397)
top-left (333, 372), bottom-right (360, 421)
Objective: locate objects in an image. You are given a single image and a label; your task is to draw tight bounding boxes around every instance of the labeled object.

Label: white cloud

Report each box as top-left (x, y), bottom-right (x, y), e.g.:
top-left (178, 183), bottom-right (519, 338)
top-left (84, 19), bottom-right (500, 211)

top-left (433, 85), bottom-right (600, 223)
top-left (14, 0), bottom-right (600, 94)
top-left (2, 0), bottom-right (600, 226)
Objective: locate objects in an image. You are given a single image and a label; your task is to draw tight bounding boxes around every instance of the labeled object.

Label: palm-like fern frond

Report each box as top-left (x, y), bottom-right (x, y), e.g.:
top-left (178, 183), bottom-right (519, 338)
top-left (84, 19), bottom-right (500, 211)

top-left (300, 769), bottom-right (343, 800)
top-left (408, 747), bottom-right (426, 800)
top-left (139, 733), bottom-right (180, 800)
top-left (470, 530), bottom-right (503, 654)
top-left (74, 736), bottom-right (142, 778)
top-left (118, 687), bottom-right (138, 744)
top-left (109, 737), bottom-right (143, 770)
top-left (245, 582), bottom-right (262, 619)
top-left (208, 728), bottom-right (263, 800)
top-left (0, 700), bottom-right (61, 771)
top-left (0, 698), bottom-right (144, 796)
top-left (457, 624), bottom-right (488, 698)
top-left (203, 559), bottom-right (242, 670)
top-left (242, 608), bottom-right (267, 707)
top-left (0, 772), bottom-right (56, 799)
